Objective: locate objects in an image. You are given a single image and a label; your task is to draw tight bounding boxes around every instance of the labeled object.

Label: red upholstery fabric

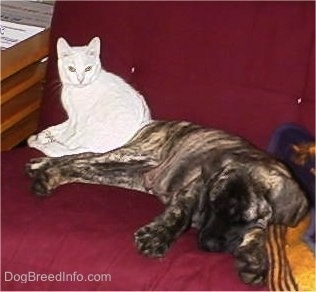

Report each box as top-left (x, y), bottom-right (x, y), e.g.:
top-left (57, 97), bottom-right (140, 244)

top-left (2, 1), bottom-right (314, 290)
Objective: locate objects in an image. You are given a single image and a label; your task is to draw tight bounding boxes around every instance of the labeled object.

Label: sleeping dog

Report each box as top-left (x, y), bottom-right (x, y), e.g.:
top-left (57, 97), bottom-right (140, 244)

top-left (26, 120), bottom-right (308, 285)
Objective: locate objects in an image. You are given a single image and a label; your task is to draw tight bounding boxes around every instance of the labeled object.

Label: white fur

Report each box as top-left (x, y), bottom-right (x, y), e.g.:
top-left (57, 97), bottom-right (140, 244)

top-left (28, 37), bottom-right (151, 157)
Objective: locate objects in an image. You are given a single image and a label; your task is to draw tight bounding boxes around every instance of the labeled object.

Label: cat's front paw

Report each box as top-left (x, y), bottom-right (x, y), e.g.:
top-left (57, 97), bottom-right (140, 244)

top-left (30, 130), bottom-right (59, 146)
top-left (27, 134), bottom-right (39, 147)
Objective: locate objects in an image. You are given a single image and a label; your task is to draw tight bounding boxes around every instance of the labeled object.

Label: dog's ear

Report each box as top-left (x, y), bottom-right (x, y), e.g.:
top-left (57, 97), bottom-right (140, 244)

top-left (272, 178), bottom-right (309, 227)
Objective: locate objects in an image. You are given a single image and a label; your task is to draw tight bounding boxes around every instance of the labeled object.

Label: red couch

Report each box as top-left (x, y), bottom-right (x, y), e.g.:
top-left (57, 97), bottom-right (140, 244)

top-left (2, 1), bottom-right (314, 290)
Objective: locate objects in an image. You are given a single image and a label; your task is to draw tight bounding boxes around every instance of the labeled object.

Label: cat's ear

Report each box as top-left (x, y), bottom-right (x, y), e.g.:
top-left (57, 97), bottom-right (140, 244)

top-left (57, 38), bottom-right (72, 58)
top-left (87, 37), bottom-right (100, 58)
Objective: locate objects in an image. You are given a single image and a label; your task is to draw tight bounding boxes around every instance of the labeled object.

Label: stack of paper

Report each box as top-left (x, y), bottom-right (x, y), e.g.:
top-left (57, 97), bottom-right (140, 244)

top-left (1, 1), bottom-right (54, 28)
top-left (1, 20), bottom-right (44, 50)
top-left (0, 0), bottom-right (54, 50)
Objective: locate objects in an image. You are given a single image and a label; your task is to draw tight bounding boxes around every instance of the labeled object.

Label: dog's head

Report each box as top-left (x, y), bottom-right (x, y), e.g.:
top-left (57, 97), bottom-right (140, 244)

top-left (197, 157), bottom-right (309, 254)
top-left (197, 161), bottom-right (253, 253)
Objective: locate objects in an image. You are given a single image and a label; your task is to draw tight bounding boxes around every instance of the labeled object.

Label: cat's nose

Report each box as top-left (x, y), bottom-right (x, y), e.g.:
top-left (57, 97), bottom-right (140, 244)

top-left (77, 75), bottom-right (84, 83)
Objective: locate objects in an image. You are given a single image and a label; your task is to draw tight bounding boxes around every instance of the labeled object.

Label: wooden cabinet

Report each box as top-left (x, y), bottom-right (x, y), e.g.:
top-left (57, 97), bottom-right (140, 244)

top-left (1, 29), bottom-right (50, 151)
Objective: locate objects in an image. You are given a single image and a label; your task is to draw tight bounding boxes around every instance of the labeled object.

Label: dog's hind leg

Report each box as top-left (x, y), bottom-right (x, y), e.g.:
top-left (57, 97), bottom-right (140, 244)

top-left (26, 146), bottom-right (160, 196)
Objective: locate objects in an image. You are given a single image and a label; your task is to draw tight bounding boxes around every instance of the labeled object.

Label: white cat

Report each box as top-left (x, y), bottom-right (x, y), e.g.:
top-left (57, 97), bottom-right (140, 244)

top-left (28, 37), bottom-right (151, 157)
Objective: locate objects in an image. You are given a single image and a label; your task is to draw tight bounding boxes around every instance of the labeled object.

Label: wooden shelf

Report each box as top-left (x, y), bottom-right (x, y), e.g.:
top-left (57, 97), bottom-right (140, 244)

top-left (1, 29), bottom-right (50, 151)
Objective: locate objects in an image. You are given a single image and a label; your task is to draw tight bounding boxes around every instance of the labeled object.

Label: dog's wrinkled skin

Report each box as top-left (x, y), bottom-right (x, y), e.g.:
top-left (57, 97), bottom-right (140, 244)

top-left (26, 121), bottom-right (308, 285)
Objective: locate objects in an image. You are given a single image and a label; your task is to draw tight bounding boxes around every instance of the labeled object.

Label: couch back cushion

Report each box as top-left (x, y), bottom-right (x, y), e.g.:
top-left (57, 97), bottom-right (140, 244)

top-left (40, 1), bottom-right (315, 148)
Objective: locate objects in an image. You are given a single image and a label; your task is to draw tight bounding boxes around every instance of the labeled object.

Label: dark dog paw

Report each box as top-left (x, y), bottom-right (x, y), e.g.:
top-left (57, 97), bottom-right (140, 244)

top-left (32, 173), bottom-right (52, 196)
top-left (27, 164), bottom-right (59, 196)
top-left (134, 222), bottom-right (172, 257)
top-left (234, 233), bottom-right (268, 285)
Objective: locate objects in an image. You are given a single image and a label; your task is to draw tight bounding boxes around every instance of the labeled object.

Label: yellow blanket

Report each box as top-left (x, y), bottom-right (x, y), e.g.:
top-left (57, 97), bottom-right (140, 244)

top-left (267, 214), bottom-right (315, 291)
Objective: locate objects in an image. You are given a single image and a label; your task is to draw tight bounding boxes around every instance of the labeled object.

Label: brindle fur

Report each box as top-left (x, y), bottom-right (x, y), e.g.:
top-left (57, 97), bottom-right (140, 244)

top-left (26, 120), bottom-right (308, 285)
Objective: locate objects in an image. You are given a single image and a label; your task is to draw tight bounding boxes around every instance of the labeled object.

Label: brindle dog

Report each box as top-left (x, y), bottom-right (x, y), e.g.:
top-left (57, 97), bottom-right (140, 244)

top-left (26, 121), bottom-right (308, 285)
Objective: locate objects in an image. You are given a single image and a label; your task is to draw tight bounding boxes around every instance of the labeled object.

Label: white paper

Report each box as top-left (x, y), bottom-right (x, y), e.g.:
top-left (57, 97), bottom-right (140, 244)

top-left (1, 20), bottom-right (44, 50)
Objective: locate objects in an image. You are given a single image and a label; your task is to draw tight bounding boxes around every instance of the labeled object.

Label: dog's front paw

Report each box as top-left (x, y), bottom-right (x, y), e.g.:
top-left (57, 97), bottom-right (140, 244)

top-left (134, 222), bottom-right (171, 258)
top-left (234, 236), bottom-right (268, 285)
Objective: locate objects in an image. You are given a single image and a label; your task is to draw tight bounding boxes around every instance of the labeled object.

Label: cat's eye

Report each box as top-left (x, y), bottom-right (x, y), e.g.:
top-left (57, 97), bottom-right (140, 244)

top-left (68, 66), bottom-right (76, 72)
top-left (85, 66), bottom-right (92, 72)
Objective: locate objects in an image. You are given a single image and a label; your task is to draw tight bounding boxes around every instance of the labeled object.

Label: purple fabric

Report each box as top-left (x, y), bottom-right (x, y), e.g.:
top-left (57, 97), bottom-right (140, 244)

top-left (267, 124), bottom-right (315, 253)
top-left (2, 1), bottom-right (314, 290)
